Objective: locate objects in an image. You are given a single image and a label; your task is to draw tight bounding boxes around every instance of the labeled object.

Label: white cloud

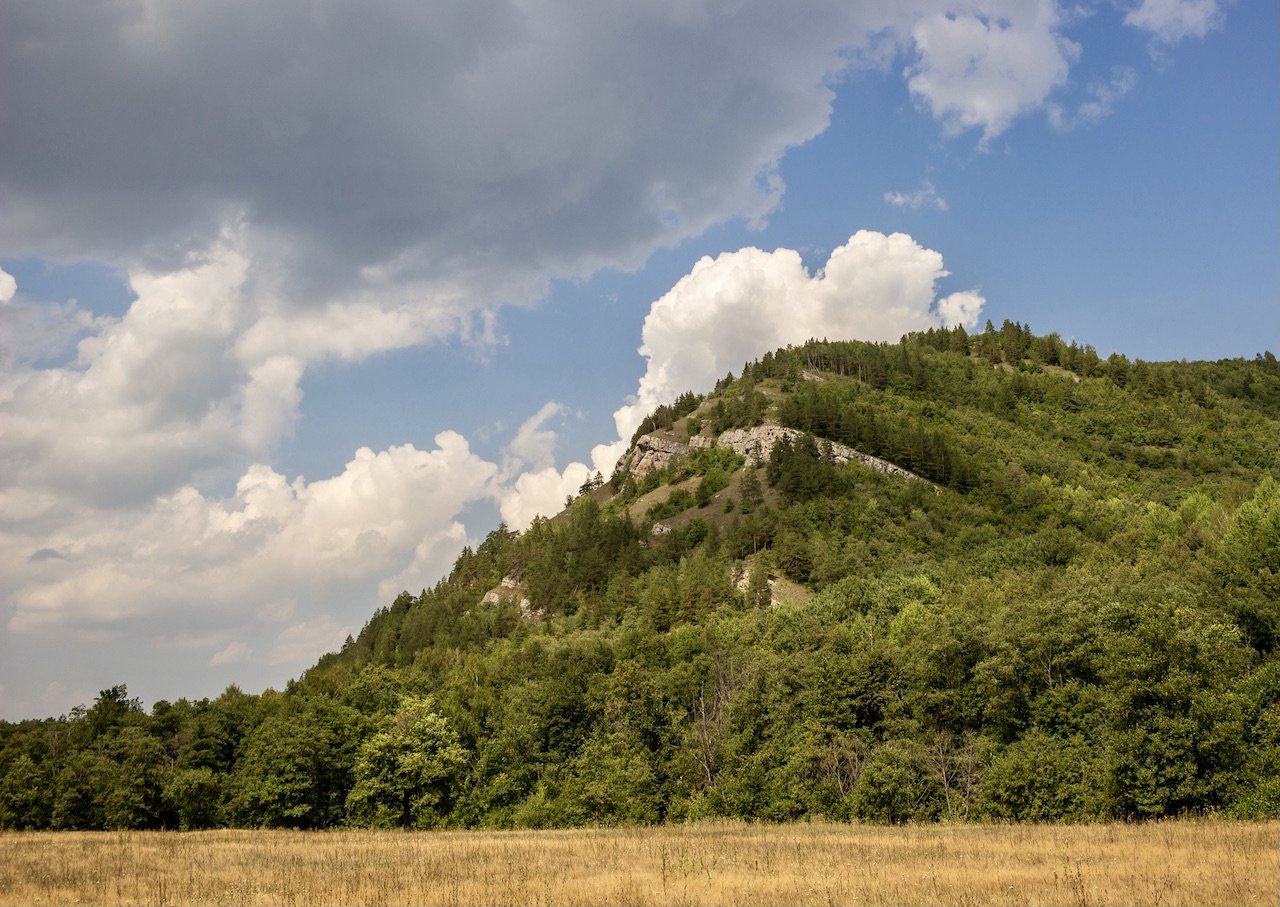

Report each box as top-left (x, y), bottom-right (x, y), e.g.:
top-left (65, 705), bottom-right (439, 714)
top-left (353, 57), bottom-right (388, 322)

top-left (0, 294), bottom-right (114, 373)
top-left (0, 268), bottom-right (15, 303)
top-left (40, 682), bottom-right (93, 718)
top-left (267, 617), bottom-right (352, 668)
top-left (496, 401), bottom-right (605, 531)
top-left (4, 433), bottom-right (497, 636)
top-left (376, 523), bottom-right (472, 602)
top-left (505, 401), bottom-right (568, 474)
top-left (499, 462), bottom-right (595, 532)
top-left (0, 234), bottom-right (486, 513)
top-left (937, 290), bottom-right (988, 328)
top-left (209, 641), bottom-right (251, 667)
top-left (0, 238), bottom-right (259, 508)
top-left (611, 231), bottom-right (984, 443)
top-left (1124, 0), bottom-right (1226, 44)
top-left (905, 0), bottom-right (1080, 144)
top-left (1048, 67), bottom-right (1139, 130)
top-left (502, 231), bottom-right (986, 497)
top-left (884, 181), bottom-right (949, 211)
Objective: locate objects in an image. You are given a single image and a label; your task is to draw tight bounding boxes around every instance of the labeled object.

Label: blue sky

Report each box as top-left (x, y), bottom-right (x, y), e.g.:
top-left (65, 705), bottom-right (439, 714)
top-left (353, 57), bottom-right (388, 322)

top-left (1, 0), bottom-right (1276, 719)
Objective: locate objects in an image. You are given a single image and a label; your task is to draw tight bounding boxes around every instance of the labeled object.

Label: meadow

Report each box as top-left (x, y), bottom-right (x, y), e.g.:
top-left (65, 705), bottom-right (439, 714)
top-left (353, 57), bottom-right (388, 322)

top-left (1, 820), bottom-right (1275, 906)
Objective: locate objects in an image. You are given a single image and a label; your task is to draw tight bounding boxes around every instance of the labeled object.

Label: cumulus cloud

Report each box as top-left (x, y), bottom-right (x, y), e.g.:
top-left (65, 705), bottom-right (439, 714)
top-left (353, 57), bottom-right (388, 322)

top-left (1125, 0), bottom-right (1226, 45)
top-left (936, 290), bottom-right (988, 328)
top-left (496, 401), bottom-right (605, 531)
top-left (209, 641), bottom-right (251, 667)
top-left (267, 617), bottom-right (353, 668)
top-left (884, 181), bottom-right (949, 211)
top-left (4, 433), bottom-right (497, 636)
top-left (504, 402), bottom-right (568, 475)
top-left (0, 294), bottom-right (114, 373)
top-left (492, 231), bottom-right (988, 529)
top-left (611, 231), bottom-right (984, 443)
top-left (499, 462), bottom-right (595, 532)
top-left (1, 239), bottom-right (262, 509)
top-left (905, 0), bottom-right (1080, 144)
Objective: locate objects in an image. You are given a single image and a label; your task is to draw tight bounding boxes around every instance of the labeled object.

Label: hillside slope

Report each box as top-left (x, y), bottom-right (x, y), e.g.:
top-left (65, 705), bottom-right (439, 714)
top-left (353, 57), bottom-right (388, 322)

top-left (3, 322), bottom-right (1278, 829)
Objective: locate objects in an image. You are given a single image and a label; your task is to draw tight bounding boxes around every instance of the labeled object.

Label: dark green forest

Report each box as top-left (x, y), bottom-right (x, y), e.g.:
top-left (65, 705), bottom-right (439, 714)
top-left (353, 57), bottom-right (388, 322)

top-left (3, 322), bottom-right (1278, 830)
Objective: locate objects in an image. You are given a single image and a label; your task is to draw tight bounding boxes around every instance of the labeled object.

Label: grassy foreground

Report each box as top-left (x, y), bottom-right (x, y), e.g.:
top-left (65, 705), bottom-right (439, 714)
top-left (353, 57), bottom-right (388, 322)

top-left (1, 820), bottom-right (1275, 906)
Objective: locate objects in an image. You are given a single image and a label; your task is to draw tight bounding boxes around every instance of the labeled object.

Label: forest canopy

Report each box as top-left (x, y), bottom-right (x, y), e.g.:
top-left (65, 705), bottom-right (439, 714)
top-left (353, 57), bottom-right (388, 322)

top-left (3, 322), bottom-right (1278, 829)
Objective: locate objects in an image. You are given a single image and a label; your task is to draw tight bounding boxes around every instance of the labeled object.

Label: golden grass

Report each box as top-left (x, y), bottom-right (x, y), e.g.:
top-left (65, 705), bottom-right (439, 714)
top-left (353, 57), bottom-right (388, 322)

top-left (1, 820), bottom-right (1275, 906)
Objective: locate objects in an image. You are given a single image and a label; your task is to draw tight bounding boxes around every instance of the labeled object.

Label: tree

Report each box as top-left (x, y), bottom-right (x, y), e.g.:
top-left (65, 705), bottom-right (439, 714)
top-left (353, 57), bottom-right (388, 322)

top-left (1218, 477), bottom-right (1280, 651)
top-left (0, 755), bottom-right (51, 829)
top-left (228, 698), bottom-right (359, 828)
top-left (739, 467), bottom-right (763, 513)
top-left (563, 732), bottom-right (661, 825)
top-left (346, 697), bottom-right (468, 828)
top-left (977, 731), bottom-right (1103, 820)
top-left (100, 726), bottom-right (169, 828)
top-left (851, 741), bottom-right (941, 823)
top-left (164, 767), bottom-right (224, 829)
top-left (85, 684), bottom-right (143, 742)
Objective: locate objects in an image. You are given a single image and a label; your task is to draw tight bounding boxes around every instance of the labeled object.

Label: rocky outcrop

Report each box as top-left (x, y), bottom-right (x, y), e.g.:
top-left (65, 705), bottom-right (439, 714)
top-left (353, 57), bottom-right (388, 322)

top-left (707, 425), bottom-right (794, 463)
top-left (480, 574), bottom-right (538, 618)
top-left (713, 425), bottom-right (932, 486)
top-left (615, 433), bottom-right (690, 479)
top-left (620, 423), bottom-right (935, 488)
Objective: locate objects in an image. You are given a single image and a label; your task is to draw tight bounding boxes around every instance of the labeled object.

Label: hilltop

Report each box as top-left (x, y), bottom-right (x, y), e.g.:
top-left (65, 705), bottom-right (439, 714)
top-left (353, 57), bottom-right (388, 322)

top-left (2, 322), bottom-right (1278, 829)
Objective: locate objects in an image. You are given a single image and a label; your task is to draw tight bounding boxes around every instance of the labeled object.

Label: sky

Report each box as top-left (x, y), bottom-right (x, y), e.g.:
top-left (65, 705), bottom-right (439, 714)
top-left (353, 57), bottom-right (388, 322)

top-left (1, 0), bottom-right (1277, 720)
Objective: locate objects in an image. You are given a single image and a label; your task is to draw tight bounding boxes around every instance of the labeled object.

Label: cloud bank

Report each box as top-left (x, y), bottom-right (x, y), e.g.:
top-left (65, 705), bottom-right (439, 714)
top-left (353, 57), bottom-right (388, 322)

top-left (5, 433), bottom-right (496, 636)
top-left (0, 1), bottom-right (1135, 354)
top-left (2, 1), bottom-right (896, 324)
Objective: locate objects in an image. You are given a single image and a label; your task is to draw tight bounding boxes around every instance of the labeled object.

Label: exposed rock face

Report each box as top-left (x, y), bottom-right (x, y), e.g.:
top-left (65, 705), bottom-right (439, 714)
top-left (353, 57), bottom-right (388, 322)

top-left (480, 574), bottom-right (537, 617)
top-left (615, 433), bottom-right (690, 479)
top-left (620, 423), bottom-right (934, 488)
top-left (716, 425), bottom-right (932, 485)
top-left (711, 426), bottom-right (796, 463)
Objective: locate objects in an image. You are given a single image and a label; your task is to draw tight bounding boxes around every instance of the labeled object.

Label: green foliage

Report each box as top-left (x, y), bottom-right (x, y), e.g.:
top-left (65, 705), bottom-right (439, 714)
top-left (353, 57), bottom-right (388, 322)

top-left (976, 731), bottom-right (1104, 820)
top-left (345, 697), bottom-right (468, 828)
top-left (4, 327), bottom-right (1278, 829)
top-left (164, 767), bottom-right (224, 830)
top-left (0, 755), bottom-right (50, 829)
top-left (629, 391), bottom-right (705, 444)
top-left (851, 740), bottom-right (941, 823)
top-left (228, 698), bottom-right (360, 828)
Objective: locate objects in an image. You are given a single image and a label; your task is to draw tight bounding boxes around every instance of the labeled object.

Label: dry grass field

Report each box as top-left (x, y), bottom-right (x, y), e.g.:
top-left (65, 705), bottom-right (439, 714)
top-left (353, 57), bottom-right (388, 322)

top-left (1, 820), bottom-right (1276, 906)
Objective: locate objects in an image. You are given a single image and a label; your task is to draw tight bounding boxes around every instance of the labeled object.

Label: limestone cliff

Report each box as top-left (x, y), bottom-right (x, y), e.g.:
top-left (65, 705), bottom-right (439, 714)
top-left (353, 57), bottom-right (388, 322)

top-left (618, 423), bottom-right (933, 487)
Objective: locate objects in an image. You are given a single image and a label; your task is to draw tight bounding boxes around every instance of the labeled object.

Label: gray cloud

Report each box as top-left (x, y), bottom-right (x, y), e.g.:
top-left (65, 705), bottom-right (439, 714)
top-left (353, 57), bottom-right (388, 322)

top-left (1, 1), bottom-right (905, 305)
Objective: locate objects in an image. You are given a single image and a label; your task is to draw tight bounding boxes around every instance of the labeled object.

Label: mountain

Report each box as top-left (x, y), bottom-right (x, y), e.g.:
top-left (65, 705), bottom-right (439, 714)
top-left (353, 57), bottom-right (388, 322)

top-left (3, 322), bottom-right (1278, 829)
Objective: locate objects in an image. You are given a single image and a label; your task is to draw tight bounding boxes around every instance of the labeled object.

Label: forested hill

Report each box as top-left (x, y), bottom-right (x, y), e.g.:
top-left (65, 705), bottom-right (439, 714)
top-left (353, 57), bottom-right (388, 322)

top-left (3, 322), bottom-right (1279, 830)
